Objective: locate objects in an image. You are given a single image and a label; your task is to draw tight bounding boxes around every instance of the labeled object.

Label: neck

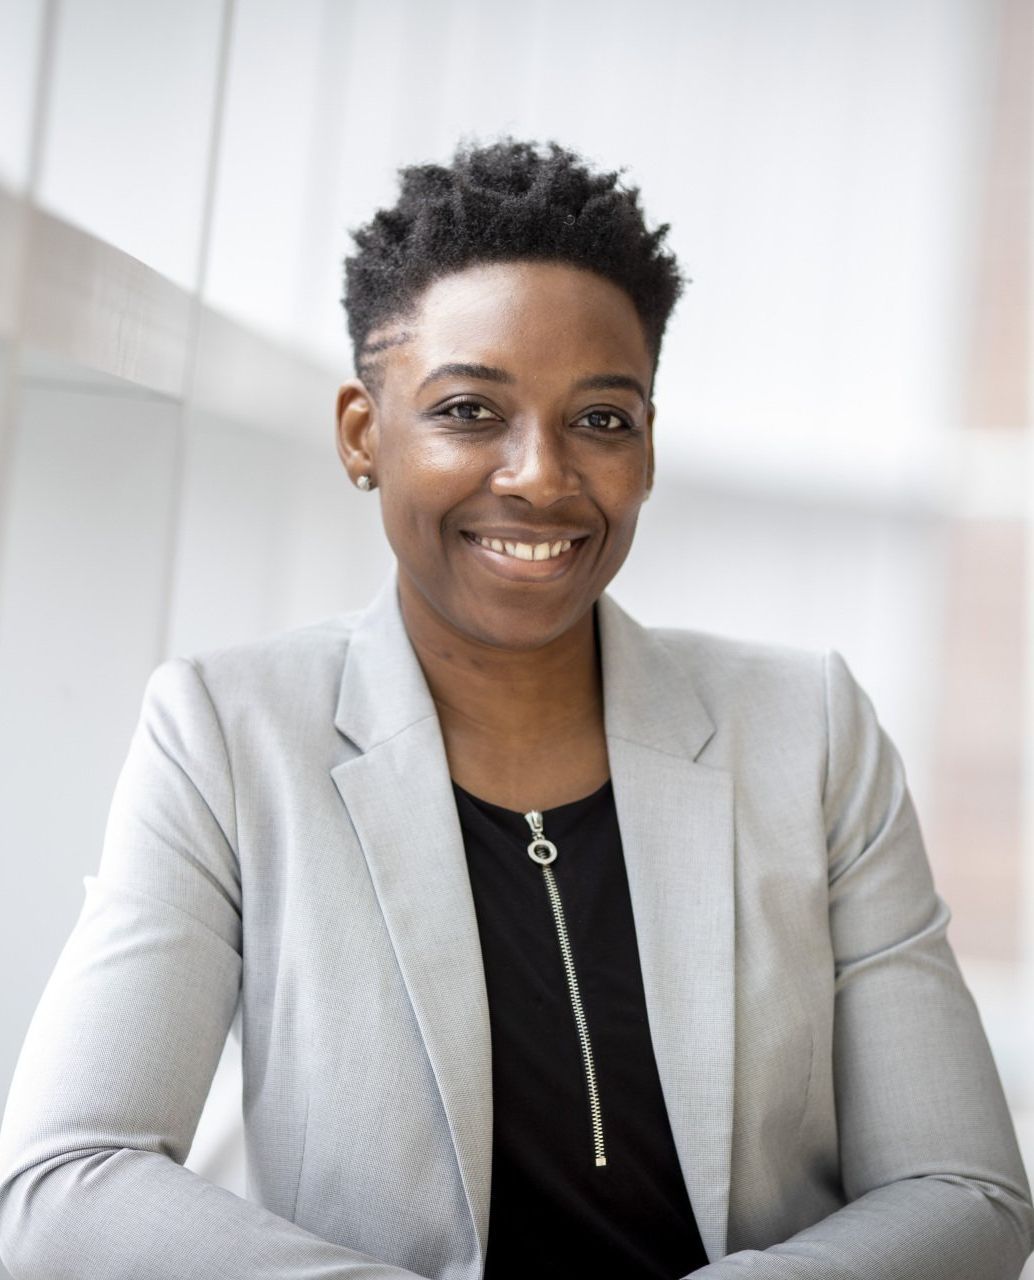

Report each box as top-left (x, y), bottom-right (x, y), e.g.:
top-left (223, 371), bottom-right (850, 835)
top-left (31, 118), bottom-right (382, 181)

top-left (397, 578), bottom-right (603, 751)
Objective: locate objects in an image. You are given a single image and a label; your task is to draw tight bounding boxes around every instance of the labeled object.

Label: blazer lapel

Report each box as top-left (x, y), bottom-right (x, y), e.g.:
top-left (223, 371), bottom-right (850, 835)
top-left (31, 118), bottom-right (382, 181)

top-left (329, 573), bottom-right (494, 1265)
top-left (597, 593), bottom-right (735, 1263)
top-left (330, 573), bottom-right (735, 1267)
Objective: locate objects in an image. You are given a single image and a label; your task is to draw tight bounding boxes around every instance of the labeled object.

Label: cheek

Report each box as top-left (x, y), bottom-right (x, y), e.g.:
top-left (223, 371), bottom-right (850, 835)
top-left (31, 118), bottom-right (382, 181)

top-left (597, 497), bottom-right (647, 565)
top-left (607, 508), bottom-right (644, 555)
top-left (380, 433), bottom-right (481, 502)
top-left (375, 464), bottom-right (468, 560)
top-left (596, 461), bottom-right (649, 522)
top-left (378, 492), bottom-right (435, 563)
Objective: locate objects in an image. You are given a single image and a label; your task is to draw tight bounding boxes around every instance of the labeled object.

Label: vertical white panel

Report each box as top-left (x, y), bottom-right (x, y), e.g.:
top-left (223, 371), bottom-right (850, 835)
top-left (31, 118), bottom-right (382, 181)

top-left (0, 0), bottom-right (45, 191)
top-left (204, 0), bottom-right (349, 354)
top-left (0, 381), bottom-right (180, 1074)
top-left (165, 413), bottom-right (391, 659)
top-left (37, 0), bottom-right (223, 287)
top-left (644, 0), bottom-right (993, 489)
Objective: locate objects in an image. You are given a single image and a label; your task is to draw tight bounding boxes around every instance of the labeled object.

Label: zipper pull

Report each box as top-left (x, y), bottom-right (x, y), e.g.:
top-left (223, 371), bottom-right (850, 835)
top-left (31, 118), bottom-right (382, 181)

top-left (523, 810), bottom-right (558, 865)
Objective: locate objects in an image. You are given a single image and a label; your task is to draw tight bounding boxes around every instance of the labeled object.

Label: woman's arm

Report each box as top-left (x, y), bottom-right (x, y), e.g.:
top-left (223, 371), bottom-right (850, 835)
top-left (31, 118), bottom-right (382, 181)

top-left (690, 649), bottom-right (1034, 1279)
top-left (0, 658), bottom-right (426, 1280)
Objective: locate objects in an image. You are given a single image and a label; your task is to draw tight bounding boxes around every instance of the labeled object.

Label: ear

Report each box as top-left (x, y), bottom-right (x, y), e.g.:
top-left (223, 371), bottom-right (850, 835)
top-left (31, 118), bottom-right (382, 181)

top-left (335, 378), bottom-right (378, 486)
top-left (644, 400), bottom-right (656, 497)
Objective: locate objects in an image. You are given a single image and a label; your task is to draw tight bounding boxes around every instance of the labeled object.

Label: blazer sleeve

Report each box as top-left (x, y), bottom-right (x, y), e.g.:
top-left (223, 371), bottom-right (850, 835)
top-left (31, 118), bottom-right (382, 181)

top-left (690, 648), bottom-right (1034, 1279)
top-left (0, 657), bottom-right (426, 1279)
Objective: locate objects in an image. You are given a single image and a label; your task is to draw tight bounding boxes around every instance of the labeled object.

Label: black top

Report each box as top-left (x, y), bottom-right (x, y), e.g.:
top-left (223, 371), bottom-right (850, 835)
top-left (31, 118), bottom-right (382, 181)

top-left (452, 778), bottom-right (710, 1280)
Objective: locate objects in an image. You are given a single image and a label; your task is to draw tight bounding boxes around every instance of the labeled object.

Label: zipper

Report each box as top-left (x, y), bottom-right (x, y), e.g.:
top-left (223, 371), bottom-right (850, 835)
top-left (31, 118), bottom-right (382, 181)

top-left (523, 808), bottom-right (607, 1168)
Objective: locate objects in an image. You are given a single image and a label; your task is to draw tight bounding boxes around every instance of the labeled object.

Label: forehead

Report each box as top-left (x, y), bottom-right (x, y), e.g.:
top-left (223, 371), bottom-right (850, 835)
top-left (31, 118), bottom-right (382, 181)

top-left (378, 261), bottom-right (652, 390)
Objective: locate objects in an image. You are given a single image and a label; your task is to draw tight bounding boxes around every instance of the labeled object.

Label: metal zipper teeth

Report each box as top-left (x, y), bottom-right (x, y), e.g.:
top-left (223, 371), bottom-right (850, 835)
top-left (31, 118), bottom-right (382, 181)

top-left (524, 812), bottom-right (607, 1168)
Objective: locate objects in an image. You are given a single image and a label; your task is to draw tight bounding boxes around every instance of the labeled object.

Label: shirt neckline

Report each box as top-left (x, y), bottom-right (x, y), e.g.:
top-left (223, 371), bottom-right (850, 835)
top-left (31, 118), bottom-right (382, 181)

top-left (451, 777), bottom-right (613, 821)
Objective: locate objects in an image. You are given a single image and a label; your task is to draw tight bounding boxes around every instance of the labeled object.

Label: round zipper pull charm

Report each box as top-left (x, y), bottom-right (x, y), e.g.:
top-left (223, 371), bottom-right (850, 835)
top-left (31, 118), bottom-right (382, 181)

top-left (527, 836), bottom-right (557, 865)
top-left (524, 809), bottom-right (558, 865)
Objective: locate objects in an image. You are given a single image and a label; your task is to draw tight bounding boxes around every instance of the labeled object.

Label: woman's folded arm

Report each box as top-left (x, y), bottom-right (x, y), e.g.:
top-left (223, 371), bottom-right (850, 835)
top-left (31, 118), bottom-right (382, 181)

top-left (689, 649), bottom-right (1034, 1278)
top-left (0, 658), bottom-right (425, 1279)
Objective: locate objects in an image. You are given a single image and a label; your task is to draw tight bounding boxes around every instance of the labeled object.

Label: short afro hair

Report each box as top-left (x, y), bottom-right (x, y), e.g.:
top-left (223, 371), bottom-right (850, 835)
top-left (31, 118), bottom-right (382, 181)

top-left (341, 136), bottom-right (688, 396)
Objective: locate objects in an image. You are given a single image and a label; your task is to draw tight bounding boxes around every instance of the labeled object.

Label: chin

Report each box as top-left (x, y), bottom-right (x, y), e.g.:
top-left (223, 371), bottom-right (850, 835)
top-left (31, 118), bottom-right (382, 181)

top-left (449, 592), bottom-right (593, 652)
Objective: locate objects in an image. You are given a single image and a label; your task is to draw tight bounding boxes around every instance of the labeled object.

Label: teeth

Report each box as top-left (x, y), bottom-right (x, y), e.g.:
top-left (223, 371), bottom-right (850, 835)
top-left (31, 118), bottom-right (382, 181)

top-left (471, 534), bottom-right (574, 561)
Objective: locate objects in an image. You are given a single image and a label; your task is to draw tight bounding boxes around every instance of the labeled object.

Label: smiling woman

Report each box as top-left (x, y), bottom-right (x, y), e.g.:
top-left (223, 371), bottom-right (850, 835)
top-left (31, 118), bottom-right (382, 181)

top-left (335, 258), bottom-right (658, 808)
top-left (0, 138), bottom-right (1031, 1280)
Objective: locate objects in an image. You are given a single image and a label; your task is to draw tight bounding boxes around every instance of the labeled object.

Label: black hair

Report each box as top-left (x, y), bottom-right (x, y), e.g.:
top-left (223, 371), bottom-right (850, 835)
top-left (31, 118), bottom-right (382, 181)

top-left (341, 136), bottom-right (688, 397)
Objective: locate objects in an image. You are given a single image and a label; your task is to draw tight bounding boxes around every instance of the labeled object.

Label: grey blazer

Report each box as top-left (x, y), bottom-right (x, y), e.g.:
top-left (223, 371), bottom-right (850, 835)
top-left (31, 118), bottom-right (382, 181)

top-left (1, 570), bottom-right (1031, 1279)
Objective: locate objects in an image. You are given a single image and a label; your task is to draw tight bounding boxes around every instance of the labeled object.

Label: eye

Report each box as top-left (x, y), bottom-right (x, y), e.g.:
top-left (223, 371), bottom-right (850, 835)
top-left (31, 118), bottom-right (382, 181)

top-left (576, 408), bottom-right (633, 432)
top-left (440, 399), bottom-right (499, 422)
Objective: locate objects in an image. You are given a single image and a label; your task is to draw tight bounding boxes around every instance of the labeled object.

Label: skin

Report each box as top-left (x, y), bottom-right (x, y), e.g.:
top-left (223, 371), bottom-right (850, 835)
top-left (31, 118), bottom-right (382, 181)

top-left (335, 260), bottom-right (656, 812)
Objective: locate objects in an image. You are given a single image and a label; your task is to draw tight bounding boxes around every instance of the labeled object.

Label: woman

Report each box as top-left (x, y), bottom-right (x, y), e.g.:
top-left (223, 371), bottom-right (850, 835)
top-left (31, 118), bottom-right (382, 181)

top-left (0, 138), bottom-right (1031, 1280)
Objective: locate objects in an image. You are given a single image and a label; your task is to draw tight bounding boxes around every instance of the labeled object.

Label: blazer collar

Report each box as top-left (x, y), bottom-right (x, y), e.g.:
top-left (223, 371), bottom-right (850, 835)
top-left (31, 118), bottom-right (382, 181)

top-left (331, 567), bottom-right (733, 1267)
top-left (333, 565), bottom-right (717, 762)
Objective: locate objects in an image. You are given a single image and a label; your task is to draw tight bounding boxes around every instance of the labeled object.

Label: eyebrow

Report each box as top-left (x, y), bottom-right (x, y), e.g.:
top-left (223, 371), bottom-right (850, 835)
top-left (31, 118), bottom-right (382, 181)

top-left (417, 363), bottom-right (648, 405)
top-left (573, 373), bottom-right (648, 405)
top-left (417, 362), bottom-right (514, 392)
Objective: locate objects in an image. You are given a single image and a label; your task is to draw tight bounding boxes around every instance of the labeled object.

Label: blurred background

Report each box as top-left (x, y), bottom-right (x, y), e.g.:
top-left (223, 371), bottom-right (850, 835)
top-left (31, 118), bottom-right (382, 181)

top-left (0, 0), bottom-right (1031, 1271)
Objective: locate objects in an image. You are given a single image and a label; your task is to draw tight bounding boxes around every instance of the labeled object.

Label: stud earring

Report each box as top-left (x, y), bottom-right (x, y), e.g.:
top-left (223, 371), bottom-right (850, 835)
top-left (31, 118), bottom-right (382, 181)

top-left (356, 474), bottom-right (373, 491)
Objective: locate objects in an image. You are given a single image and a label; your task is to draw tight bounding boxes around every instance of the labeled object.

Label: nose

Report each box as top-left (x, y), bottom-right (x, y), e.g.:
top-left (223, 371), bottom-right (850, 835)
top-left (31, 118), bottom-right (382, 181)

top-left (489, 419), bottom-right (581, 506)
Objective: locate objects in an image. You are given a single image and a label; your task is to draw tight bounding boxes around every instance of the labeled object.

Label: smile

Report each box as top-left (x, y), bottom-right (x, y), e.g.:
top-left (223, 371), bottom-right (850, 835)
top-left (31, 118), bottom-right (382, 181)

top-left (466, 533), bottom-right (573, 561)
top-left (460, 529), bottom-right (587, 581)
